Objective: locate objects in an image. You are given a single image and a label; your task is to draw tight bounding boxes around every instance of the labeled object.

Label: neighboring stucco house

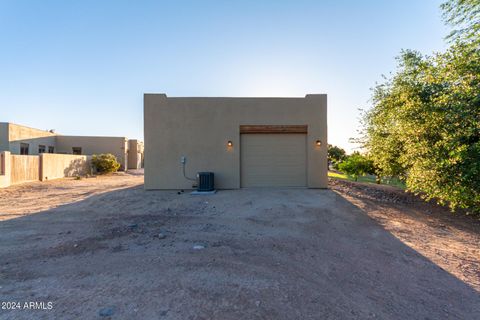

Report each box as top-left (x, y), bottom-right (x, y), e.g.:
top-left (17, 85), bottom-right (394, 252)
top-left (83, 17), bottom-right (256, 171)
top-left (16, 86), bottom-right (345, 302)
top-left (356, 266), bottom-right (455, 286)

top-left (128, 139), bottom-right (144, 169)
top-left (0, 122), bottom-right (56, 155)
top-left (56, 135), bottom-right (129, 170)
top-left (144, 94), bottom-right (328, 190)
top-left (0, 122), bottom-right (143, 170)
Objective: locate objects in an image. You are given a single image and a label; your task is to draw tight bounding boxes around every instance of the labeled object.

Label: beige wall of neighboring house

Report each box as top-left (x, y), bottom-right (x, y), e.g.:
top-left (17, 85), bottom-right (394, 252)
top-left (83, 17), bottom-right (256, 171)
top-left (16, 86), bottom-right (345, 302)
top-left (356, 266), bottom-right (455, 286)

top-left (1, 122), bottom-right (57, 155)
top-left (128, 139), bottom-right (144, 169)
top-left (56, 136), bottom-right (129, 170)
top-left (0, 122), bottom-right (142, 172)
top-left (144, 94), bottom-right (328, 190)
top-left (0, 122), bottom-right (143, 187)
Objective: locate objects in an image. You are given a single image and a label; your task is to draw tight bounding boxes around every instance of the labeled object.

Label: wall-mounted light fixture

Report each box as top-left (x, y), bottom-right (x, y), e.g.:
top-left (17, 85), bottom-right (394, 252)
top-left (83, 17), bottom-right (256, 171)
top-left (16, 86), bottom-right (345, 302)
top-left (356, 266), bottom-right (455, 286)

top-left (227, 140), bottom-right (233, 148)
top-left (315, 140), bottom-right (322, 147)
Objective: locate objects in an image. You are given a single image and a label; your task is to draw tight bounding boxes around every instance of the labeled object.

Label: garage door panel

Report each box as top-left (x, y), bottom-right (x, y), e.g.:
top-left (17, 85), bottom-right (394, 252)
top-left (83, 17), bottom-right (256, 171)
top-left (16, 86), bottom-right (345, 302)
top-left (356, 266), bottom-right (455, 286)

top-left (241, 134), bottom-right (307, 187)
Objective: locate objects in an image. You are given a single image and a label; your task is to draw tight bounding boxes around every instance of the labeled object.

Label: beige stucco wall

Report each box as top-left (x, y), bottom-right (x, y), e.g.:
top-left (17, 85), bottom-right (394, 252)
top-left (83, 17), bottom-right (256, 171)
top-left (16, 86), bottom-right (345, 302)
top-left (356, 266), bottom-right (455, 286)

top-left (144, 94), bottom-right (328, 190)
top-left (56, 136), bottom-right (128, 170)
top-left (128, 139), bottom-right (144, 169)
top-left (10, 154), bottom-right (40, 184)
top-left (6, 123), bottom-right (56, 155)
top-left (40, 153), bottom-right (91, 181)
top-left (1, 152), bottom-right (93, 188)
top-left (0, 151), bottom-right (11, 188)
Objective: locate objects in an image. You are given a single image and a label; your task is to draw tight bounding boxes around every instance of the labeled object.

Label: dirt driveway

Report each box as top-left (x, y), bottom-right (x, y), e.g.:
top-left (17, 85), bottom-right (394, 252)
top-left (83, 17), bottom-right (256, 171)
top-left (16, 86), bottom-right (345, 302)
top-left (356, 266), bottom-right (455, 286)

top-left (0, 173), bottom-right (479, 319)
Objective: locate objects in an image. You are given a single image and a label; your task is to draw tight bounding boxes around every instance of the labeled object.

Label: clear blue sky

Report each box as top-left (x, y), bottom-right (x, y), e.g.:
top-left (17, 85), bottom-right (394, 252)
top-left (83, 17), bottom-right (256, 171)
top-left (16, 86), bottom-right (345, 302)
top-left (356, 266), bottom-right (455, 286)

top-left (0, 0), bottom-right (448, 152)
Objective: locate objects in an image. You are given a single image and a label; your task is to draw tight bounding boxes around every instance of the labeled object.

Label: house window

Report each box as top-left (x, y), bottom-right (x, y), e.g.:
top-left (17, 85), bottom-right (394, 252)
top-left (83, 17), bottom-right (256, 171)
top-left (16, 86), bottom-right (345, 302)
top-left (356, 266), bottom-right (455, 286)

top-left (72, 147), bottom-right (82, 155)
top-left (20, 143), bottom-right (29, 155)
top-left (38, 145), bottom-right (46, 154)
top-left (48, 146), bottom-right (55, 153)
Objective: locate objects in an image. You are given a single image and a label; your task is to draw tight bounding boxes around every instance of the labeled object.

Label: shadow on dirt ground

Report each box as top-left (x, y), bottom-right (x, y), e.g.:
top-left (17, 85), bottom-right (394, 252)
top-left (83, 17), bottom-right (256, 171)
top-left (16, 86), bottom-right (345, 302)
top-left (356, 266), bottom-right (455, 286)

top-left (0, 186), bottom-right (479, 319)
top-left (330, 178), bottom-right (480, 292)
top-left (0, 170), bottom-right (144, 221)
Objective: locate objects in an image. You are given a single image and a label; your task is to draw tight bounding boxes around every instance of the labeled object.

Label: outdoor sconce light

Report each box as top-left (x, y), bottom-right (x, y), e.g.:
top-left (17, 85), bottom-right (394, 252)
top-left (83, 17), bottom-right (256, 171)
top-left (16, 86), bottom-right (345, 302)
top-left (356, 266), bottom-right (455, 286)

top-left (315, 140), bottom-right (322, 147)
top-left (227, 140), bottom-right (233, 148)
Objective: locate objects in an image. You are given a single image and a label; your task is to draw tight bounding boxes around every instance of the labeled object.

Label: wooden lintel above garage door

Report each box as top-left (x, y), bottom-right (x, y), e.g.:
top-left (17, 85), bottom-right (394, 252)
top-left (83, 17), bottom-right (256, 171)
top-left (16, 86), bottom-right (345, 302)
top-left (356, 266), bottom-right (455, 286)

top-left (239, 125), bottom-right (308, 134)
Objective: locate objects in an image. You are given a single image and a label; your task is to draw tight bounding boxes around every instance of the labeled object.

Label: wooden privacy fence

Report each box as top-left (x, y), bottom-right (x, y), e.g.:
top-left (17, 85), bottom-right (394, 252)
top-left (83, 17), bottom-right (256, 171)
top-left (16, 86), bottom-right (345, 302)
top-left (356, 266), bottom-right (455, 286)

top-left (10, 155), bottom-right (39, 184)
top-left (0, 151), bottom-right (91, 188)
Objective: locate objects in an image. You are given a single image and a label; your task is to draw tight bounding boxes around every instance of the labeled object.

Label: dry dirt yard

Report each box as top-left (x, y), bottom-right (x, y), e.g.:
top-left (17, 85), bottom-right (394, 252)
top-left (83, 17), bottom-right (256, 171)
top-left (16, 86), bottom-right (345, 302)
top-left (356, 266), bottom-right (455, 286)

top-left (0, 172), bottom-right (479, 319)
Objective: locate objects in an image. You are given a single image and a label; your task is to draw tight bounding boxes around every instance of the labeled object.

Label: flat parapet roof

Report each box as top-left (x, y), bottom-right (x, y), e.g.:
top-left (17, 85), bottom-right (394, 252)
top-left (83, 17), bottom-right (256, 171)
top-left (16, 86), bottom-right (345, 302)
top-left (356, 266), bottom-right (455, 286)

top-left (143, 93), bottom-right (326, 99)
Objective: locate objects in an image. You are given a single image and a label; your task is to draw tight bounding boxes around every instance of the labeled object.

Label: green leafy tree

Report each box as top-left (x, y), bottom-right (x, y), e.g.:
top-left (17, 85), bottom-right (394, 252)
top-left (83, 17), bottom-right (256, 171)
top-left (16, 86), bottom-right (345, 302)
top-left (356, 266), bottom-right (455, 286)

top-left (91, 153), bottom-right (121, 174)
top-left (328, 144), bottom-right (347, 166)
top-left (360, 0), bottom-right (480, 213)
top-left (441, 0), bottom-right (480, 43)
top-left (338, 153), bottom-right (375, 181)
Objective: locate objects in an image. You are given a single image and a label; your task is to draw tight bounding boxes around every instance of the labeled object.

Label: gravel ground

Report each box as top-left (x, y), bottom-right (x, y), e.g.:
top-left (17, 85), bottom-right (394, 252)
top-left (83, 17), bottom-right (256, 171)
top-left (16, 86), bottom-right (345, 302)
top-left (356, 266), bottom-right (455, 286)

top-left (0, 173), bottom-right (479, 319)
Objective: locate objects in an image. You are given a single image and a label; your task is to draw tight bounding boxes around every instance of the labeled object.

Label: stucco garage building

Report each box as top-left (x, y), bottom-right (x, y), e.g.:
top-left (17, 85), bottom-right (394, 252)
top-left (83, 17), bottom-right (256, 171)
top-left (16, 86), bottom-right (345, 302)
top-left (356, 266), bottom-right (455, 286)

top-left (144, 94), bottom-right (327, 189)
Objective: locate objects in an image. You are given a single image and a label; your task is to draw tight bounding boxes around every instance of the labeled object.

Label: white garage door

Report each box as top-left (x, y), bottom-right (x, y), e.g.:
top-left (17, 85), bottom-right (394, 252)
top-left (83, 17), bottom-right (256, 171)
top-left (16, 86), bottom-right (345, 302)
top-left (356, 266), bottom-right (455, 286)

top-left (241, 133), bottom-right (307, 187)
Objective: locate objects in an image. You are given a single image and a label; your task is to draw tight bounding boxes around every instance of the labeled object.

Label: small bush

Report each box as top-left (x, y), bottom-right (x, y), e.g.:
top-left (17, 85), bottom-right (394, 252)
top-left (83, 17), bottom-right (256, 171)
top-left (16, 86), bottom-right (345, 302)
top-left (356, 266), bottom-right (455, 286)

top-left (338, 153), bottom-right (375, 181)
top-left (91, 154), bottom-right (121, 174)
